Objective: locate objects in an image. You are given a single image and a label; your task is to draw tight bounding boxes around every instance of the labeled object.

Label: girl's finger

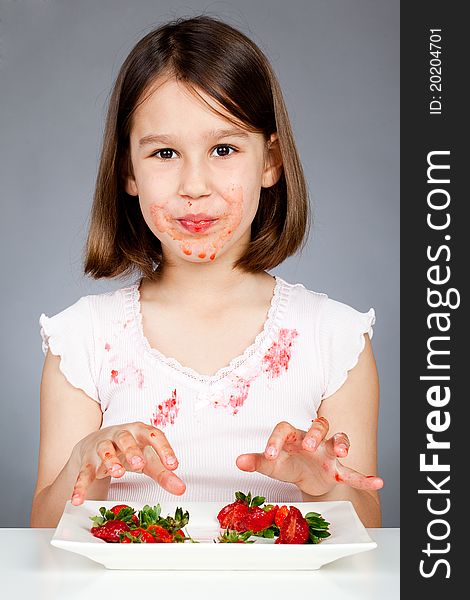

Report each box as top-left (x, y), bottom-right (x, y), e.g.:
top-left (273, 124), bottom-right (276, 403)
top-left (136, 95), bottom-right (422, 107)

top-left (302, 416), bottom-right (330, 452)
top-left (324, 432), bottom-right (350, 459)
top-left (71, 462), bottom-right (96, 506)
top-left (236, 453), bottom-right (278, 478)
top-left (336, 463), bottom-right (384, 490)
top-left (112, 429), bottom-right (146, 471)
top-left (142, 445), bottom-right (186, 495)
top-left (96, 439), bottom-right (126, 477)
top-left (263, 421), bottom-right (299, 460)
top-left (141, 426), bottom-right (179, 470)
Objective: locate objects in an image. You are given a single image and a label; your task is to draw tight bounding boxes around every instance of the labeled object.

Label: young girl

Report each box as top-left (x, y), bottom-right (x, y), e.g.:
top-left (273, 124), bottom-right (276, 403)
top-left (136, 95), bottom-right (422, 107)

top-left (30, 15), bottom-right (383, 529)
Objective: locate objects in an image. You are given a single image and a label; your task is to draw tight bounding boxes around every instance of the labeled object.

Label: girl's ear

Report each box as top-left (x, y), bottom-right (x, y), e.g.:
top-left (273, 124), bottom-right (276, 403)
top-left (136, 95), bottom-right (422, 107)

top-left (261, 133), bottom-right (283, 188)
top-left (123, 154), bottom-right (139, 196)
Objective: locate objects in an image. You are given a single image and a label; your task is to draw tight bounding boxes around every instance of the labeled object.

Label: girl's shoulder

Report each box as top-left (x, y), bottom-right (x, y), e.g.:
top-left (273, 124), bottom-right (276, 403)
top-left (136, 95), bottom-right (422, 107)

top-left (279, 275), bottom-right (375, 329)
top-left (280, 276), bottom-right (376, 400)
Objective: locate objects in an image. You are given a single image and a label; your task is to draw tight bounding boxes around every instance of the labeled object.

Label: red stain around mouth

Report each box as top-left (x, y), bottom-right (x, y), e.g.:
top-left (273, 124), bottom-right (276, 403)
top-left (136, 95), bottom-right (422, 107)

top-left (262, 328), bottom-right (299, 378)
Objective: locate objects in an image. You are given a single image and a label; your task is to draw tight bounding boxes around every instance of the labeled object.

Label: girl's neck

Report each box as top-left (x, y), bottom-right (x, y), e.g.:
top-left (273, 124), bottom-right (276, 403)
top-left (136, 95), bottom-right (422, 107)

top-left (140, 260), bottom-right (274, 313)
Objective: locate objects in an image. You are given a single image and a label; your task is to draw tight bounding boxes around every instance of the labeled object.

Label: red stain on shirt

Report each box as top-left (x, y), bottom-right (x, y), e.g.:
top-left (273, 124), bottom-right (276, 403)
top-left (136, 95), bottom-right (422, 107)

top-left (110, 365), bottom-right (144, 388)
top-left (262, 328), bottom-right (299, 378)
top-left (228, 378), bottom-right (251, 415)
top-left (150, 389), bottom-right (180, 428)
top-left (105, 342), bottom-right (111, 351)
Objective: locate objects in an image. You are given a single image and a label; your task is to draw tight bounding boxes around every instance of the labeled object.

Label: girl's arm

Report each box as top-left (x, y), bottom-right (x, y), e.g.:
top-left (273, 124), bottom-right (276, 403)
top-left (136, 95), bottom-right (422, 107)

top-left (31, 351), bottom-right (186, 528)
top-left (237, 334), bottom-right (383, 528)
top-left (30, 350), bottom-right (108, 527)
top-left (302, 334), bottom-right (382, 527)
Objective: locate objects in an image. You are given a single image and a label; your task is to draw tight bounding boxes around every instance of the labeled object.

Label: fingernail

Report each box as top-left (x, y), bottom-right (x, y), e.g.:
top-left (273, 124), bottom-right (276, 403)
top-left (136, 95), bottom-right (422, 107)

top-left (166, 455), bottom-right (177, 465)
top-left (131, 456), bottom-right (143, 466)
top-left (304, 438), bottom-right (316, 450)
top-left (71, 493), bottom-right (80, 500)
top-left (266, 446), bottom-right (278, 458)
top-left (338, 443), bottom-right (348, 453)
top-left (110, 464), bottom-right (123, 473)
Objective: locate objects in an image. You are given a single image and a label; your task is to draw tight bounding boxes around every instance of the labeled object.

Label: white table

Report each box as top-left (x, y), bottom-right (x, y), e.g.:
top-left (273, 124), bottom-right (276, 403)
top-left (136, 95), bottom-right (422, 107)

top-left (1, 528), bottom-right (399, 600)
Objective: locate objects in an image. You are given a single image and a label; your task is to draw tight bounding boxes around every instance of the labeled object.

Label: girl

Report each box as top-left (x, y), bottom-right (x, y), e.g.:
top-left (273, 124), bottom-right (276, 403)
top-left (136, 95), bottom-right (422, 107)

top-left (30, 15), bottom-right (383, 528)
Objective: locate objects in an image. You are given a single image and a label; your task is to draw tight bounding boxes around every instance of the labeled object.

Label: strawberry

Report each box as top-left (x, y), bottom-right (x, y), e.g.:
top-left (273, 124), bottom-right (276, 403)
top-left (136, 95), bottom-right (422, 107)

top-left (109, 504), bottom-right (139, 525)
top-left (274, 505), bottom-right (289, 528)
top-left (173, 529), bottom-right (187, 543)
top-left (131, 527), bottom-right (157, 543)
top-left (147, 524), bottom-right (174, 543)
top-left (217, 500), bottom-right (249, 530)
top-left (90, 505), bottom-right (138, 528)
top-left (276, 506), bottom-right (309, 544)
top-left (217, 499), bottom-right (241, 525)
top-left (91, 520), bottom-right (130, 542)
top-left (242, 505), bottom-right (278, 533)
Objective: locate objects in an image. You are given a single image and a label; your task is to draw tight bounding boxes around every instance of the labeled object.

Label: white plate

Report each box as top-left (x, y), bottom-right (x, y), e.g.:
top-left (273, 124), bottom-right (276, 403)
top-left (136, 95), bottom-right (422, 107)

top-left (51, 500), bottom-right (376, 570)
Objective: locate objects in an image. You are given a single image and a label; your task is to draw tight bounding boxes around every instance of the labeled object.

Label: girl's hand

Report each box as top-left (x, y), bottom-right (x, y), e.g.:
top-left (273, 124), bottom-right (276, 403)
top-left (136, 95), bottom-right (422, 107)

top-left (236, 417), bottom-right (383, 497)
top-left (70, 422), bottom-right (185, 506)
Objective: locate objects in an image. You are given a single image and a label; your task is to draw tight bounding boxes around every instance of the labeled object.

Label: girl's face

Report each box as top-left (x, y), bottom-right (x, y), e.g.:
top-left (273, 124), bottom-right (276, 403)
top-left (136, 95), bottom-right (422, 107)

top-left (125, 77), bottom-right (281, 264)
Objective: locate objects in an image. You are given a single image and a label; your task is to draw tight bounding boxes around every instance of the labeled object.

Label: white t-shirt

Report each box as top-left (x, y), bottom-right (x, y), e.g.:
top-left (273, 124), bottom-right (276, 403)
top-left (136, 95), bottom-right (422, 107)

top-left (39, 275), bottom-right (375, 504)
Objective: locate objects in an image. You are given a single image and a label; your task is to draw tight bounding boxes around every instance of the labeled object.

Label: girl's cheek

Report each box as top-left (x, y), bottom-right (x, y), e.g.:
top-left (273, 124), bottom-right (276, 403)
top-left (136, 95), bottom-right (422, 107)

top-left (149, 202), bottom-right (172, 234)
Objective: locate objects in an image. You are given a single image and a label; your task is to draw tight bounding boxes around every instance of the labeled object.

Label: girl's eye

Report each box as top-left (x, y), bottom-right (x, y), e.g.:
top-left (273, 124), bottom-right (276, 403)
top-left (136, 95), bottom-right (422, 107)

top-left (151, 145), bottom-right (236, 160)
top-left (153, 148), bottom-right (176, 160)
top-left (211, 145), bottom-right (236, 158)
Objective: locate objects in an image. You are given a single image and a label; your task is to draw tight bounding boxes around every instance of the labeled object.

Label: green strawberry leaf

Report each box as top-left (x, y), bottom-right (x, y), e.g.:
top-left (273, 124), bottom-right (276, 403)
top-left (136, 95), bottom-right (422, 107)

top-left (235, 491), bottom-right (247, 503)
top-left (253, 524), bottom-right (280, 539)
top-left (138, 504), bottom-right (162, 527)
top-left (216, 529), bottom-right (256, 543)
top-left (115, 507), bottom-right (136, 523)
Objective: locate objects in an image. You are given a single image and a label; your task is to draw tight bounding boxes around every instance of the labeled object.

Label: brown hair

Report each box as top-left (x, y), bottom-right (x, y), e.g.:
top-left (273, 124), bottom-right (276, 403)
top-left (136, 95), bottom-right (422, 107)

top-left (84, 14), bottom-right (311, 280)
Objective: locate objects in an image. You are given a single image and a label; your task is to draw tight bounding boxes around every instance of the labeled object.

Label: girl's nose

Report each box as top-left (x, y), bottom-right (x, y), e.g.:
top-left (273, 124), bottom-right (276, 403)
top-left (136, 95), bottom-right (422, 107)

top-left (178, 159), bottom-right (211, 199)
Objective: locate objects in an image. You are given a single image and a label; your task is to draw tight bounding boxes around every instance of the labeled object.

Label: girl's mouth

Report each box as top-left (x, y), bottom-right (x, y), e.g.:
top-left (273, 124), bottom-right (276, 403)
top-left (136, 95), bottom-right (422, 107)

top-left (177, 219), bottom-right (218, 234)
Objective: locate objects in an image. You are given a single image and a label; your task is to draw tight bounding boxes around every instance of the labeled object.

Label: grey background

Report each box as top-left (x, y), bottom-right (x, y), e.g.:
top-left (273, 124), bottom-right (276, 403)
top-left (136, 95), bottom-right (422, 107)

top-left (0, 0), bottom-right (399, 526)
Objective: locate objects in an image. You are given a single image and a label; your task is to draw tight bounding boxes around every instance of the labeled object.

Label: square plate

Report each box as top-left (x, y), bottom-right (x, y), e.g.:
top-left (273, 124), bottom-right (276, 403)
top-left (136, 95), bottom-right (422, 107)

top-left (51, 500), bottom-right (376, 570)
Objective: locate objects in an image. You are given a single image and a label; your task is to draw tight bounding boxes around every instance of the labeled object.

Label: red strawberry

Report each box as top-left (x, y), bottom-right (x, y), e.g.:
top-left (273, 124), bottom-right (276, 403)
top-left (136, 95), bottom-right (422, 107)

top-left (109, 504), bottom-right (139, 525)
top-left (242, 505), bottom-right (278, 533)
top-left (217, 500), bottom-right (250, 531)
top-left (277, 506), bottom-right (309, 544)
top-left (173, 528), bottom-right (186, 542)
top-left (131, 527), bottom-right (157, 543)
top-left (217, 499), bottom-right (243, 525)
top-left (91, 520), bottom-right (130, 542)
top-left (274, 505), bottom-right (290, 528)
top-left (147, 524), bottom-right (174, 543)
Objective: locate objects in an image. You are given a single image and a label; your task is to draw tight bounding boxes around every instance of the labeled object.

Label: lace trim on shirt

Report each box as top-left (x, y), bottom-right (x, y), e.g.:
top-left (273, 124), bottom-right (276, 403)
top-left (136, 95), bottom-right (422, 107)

top-left (121, 275), bottom-right (291, 385)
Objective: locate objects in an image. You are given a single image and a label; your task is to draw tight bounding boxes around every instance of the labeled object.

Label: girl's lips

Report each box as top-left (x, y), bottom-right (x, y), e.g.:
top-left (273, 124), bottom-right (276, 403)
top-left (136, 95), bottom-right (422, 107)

top-left (177, 219), bottom-right (218, 234)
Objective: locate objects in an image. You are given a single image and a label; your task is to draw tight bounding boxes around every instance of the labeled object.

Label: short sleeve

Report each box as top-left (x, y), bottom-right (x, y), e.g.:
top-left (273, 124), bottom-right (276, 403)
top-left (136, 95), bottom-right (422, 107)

top-left (39, 296), bottom-right (100, 403)
top-left (319, 298), bottom-right (376, 399)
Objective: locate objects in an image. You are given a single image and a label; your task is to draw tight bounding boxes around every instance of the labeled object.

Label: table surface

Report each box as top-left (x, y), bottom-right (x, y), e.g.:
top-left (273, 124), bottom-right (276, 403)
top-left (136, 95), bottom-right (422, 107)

top-left (1, 528), bottom-right (399, 600)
